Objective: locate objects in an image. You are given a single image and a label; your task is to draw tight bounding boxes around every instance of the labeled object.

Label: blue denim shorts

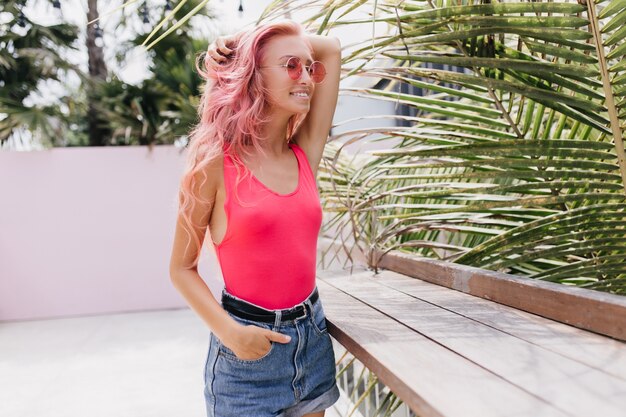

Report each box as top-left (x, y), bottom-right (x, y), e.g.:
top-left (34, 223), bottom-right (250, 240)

top-left (203, 286), bottom-right (340, 417)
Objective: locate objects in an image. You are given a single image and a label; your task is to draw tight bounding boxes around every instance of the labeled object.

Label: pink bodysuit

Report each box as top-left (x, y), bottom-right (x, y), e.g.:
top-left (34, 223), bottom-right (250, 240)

top-left (213, 143), bottom-right (323, 309)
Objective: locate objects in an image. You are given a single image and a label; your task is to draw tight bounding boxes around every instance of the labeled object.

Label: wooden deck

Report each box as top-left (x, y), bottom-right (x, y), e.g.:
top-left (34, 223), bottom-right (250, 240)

top-left (317, 267), bottom-right (626, 417)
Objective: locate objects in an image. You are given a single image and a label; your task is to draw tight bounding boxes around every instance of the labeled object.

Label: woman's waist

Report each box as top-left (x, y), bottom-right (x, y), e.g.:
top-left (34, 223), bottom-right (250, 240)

top-left (222, 277), bottom-right (316, 310)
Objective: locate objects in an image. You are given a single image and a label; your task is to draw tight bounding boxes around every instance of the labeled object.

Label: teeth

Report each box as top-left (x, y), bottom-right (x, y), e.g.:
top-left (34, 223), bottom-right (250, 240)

top-left (291, 93), bottom-right (308, 97)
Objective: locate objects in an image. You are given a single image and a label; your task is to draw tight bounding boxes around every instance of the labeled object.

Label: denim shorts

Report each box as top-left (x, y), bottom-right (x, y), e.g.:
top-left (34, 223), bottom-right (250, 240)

top-left (203, 286), bottom-right (340, 417)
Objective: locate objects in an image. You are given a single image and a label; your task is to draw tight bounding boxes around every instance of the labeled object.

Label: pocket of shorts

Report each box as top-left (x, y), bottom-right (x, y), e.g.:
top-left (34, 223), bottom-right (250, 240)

top-left (218, 312), bottom-right (275, 363)
top-left (311, 302), bottom-right (328, 335)
top-left (217, 337), bottom-right (274, 363)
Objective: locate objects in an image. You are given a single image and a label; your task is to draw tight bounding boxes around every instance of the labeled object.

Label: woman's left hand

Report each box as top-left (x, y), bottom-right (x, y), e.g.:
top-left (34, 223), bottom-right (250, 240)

top-left (205, 34), bottom-right (236, 68)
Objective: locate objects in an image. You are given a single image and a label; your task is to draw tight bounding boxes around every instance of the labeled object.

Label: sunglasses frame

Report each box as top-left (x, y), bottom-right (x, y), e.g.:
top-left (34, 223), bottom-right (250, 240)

top-left (260, 56), bottom-right (327, 84)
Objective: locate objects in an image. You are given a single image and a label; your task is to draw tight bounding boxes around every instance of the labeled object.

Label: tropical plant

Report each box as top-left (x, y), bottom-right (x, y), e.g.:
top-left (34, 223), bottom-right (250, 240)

top-left (255, 0), bottom-right (626, 295)
top-left (90, 0), bottom-right (212, 145)
top-left (0, 0), bottom-right (81, 148)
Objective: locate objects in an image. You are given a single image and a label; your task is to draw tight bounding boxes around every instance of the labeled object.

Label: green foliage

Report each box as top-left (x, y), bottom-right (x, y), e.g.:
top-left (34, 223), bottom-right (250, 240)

top-left (87, 0), bottom-right (212, 145)
top-left (0, 0), bottom-right (80, 146)
top-left (1, 0), bottom-right (213, 147)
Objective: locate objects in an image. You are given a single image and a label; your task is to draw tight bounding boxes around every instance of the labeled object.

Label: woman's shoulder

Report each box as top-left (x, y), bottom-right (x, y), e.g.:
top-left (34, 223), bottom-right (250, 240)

top-left (205, 152), bottom-right (226, 184)
top-left (190, 152), bottom-right (225, 198)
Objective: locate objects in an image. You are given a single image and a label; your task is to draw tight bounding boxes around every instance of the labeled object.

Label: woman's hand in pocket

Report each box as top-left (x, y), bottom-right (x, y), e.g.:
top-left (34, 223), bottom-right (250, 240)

top-left (225, 323), bottom-right (291, 361)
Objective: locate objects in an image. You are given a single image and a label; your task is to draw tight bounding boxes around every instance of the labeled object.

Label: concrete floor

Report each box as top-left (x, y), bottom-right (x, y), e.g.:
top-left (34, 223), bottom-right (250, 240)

top-left (0, 308), bottom-right (342, 417)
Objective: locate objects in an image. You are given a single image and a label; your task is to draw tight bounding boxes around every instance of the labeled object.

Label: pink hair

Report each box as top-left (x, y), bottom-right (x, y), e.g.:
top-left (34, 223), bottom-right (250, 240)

top-left (177, 19), bottom-right (312, 269)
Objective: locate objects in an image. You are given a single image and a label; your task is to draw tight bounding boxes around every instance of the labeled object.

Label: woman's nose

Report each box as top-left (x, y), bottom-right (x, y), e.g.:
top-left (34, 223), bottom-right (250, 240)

top-left (298, 67), bottom-right (313, 86)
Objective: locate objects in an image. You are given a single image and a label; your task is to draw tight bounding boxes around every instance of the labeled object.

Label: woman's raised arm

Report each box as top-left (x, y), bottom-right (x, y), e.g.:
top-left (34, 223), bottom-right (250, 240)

top-left (293, 35), bottom-right (341, 176)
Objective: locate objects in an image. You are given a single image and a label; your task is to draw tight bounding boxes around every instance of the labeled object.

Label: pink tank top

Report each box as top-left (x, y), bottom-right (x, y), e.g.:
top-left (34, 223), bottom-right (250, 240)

top-left (213, 143), bottom-right (323, 309)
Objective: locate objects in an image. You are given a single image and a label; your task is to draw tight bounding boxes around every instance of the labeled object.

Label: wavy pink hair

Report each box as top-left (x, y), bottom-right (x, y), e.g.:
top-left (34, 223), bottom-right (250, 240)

top-left (177, 19), bottom-right (313, 269)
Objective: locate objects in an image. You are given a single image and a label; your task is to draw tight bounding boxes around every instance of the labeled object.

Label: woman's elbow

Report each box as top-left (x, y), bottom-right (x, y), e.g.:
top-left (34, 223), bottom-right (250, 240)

top-left (169, 261), bottom-right (194, 283)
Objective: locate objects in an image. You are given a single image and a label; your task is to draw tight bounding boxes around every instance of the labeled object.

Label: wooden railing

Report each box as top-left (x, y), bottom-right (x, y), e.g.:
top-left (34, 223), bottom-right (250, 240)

top-left (375, 250), bottom-right (626, 342)
top-left (317, 245), bottom-right (626, 417)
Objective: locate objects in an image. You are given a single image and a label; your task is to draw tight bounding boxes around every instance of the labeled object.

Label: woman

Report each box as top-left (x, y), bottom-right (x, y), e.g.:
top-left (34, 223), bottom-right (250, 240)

top-left (169, 19), bottom-right (342, 417)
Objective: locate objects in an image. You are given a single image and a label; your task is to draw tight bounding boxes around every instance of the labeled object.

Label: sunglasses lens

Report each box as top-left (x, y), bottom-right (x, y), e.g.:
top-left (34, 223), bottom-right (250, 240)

top-left (286, 57), bottom-right (302, 80)
top-left (310, 61), bottom-right (326, 83)
top-left (284, 57), bottom-right (326, 83)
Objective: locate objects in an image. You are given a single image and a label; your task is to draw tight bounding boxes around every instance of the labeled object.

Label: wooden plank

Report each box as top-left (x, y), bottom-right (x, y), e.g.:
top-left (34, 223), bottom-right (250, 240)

top-left (376, 270), bottom-right (626, 382)
top-left (319, 270), bottom-right (626, 417)
top-left (316, 276), bottom-right (572, 417)
top-left (376, 250), bottom-right (626, 341)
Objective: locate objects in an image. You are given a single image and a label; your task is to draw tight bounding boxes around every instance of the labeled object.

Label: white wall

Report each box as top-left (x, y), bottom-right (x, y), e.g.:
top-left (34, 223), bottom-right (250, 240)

top-left (0, 145), bottom-right (227, 321)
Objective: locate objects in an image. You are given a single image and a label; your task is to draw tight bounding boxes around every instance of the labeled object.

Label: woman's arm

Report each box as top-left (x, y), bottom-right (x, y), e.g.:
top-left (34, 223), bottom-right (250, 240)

top-left (169, 159), bottom-right (291, 360)
top-left (294, 34), bottom-right (342, 177)
top-left (169, 159), bottom-right (239, 343)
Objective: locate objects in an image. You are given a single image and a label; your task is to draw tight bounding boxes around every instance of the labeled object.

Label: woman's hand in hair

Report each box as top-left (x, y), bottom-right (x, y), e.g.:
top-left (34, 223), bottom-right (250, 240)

top-left (205, 33), bottom-right (237, 68)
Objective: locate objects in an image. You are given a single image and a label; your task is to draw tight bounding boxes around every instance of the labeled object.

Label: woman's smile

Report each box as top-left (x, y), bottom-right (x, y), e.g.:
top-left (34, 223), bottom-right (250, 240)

top-left (290, 92), bottom-right (310, 100)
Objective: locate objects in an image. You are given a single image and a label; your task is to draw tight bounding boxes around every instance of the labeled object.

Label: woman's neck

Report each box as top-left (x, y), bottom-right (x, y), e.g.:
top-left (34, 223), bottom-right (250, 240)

top-left (258, 114), bottom-right (292, 157)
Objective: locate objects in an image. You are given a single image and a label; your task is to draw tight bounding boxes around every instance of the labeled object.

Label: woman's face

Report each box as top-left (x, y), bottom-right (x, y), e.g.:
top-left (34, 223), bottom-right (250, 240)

top-left (259, 35), bottom-right (315, 116)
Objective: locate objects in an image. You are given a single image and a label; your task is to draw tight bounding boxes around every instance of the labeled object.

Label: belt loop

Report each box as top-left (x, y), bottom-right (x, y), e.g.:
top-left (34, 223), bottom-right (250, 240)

top-left (273, 310), bottom-right (282, 330)
top-left (304, 299), bottom-right (313, 317)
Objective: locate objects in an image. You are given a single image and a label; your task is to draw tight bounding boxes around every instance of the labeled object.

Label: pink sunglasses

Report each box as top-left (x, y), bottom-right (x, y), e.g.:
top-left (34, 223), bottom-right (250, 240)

top-left (261, 56), bottom-right (326, 84)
